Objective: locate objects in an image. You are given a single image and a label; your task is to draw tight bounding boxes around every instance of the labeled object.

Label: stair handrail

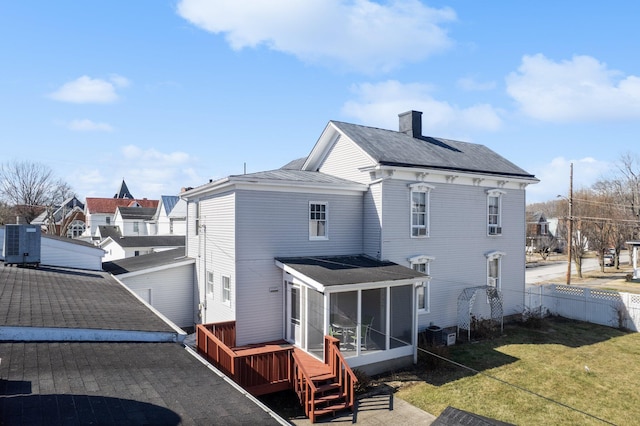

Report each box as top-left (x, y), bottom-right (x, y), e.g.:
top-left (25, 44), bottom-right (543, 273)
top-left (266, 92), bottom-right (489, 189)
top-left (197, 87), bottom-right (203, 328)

top-left (325, 337), bottom-right (358, 410)
top-left (291, 350), bottom-right (319, 419)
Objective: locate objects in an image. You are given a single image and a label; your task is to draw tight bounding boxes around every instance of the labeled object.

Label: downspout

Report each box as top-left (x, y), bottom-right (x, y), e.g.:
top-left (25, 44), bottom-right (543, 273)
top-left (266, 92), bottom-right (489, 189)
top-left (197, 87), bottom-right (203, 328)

top-left (413, 281), bottom-right (419, 365)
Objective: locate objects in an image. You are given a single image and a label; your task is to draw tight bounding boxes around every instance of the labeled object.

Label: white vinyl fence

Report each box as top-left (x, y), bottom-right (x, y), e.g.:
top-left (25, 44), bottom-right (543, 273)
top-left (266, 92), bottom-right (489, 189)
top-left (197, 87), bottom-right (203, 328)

top-left (525, 284), bottom-right (640, 331)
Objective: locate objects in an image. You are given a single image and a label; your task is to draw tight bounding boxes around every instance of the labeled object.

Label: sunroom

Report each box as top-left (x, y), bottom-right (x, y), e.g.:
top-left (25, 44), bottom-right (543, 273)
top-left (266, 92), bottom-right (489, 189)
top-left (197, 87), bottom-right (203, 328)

top-left (275, 255), bottom-right (427, 371)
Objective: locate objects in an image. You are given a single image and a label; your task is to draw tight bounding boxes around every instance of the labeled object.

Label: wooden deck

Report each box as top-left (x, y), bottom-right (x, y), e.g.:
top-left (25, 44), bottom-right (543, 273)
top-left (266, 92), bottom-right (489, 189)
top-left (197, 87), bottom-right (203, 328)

top-left (196, 321), bottom-right (357, 423)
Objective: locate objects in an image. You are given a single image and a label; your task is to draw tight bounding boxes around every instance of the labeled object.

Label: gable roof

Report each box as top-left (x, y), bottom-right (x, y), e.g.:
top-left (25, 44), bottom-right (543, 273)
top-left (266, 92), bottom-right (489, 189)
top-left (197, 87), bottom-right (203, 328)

top-left (102, 247), bottom-right (190, 275)
top-left (99, 235), bottom-right (185, 248)
top-left (85, 197), bottom-right (159, 214)
top-left (97, 225), bottom-right (122, 239)
top-left (117, 206), bottom-right (157, 220)
top-left (325, 120), bottom-right (535, 179)
top-left (160, 195), bottom-right (180, 215)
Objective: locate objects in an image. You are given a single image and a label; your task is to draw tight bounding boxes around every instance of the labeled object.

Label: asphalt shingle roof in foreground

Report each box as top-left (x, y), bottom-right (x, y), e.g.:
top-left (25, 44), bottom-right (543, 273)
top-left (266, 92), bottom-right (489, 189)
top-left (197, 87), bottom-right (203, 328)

top-left (0, 342), bottom-right (282, 425)
top-left (0, 264), bottom-right (286, 424)
top-left (0, 265), bottom-right (173, 332)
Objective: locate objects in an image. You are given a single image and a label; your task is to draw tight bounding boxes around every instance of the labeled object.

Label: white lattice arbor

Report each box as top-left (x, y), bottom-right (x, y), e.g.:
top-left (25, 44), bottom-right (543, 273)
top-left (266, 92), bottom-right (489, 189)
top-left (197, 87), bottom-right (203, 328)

top-left (457, 286), bottom-right (504, 340)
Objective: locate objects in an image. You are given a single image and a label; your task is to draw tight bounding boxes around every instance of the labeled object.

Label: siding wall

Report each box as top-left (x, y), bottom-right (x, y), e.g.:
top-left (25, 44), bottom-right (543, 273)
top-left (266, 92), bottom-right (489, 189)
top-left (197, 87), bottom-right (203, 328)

top-left (363, 183), bottom-right (382, 258)
top-left (197, 191), bottom-right (237, 325)
top-left (378, 179), bottom-right (526, 330)
top-left (234, 189), bottom-right (364, 345)
top-left (318, 134), bottom-right (375, 184)
top-left (120, 264), bottom-right (195, 328)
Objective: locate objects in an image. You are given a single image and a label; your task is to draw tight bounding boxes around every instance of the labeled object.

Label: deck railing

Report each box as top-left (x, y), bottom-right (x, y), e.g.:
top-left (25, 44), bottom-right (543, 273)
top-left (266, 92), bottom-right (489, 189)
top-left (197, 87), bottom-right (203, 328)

top-left (196, 322), bottom-right (293, 396)
top-left (324, 335), bottom-right (358, 410)
top-left (291, 351), bottom-right (319, 420)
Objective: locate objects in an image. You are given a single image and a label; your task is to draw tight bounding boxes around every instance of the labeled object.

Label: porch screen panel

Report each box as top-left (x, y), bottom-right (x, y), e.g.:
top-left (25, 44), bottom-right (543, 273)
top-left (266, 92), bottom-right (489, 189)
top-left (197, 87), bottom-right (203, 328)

top-left (390, 285), bottom-right (412, 349)
top-left (361, 288), bottom-right (386, 351)
top-left (307, 288), bottom-right (325, 358)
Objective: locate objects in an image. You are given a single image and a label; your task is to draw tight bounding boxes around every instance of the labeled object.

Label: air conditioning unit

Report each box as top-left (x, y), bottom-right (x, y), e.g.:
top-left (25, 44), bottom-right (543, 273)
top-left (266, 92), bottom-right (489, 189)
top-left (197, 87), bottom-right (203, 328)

top-left (488, 226), bottom-right (502, 235)
top-left (3, 224), bottom-right (41, 267)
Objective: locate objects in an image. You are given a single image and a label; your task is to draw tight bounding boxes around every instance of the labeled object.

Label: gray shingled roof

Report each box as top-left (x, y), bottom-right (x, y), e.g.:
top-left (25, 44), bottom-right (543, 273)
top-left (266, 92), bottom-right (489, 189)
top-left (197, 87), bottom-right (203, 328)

top-left (103, 247), bottom-right (190, 275)
top-left (231, 169), bottom-right (365, 186)
top-left (98, 225), bottom-right (122, 240)
top-left (331, 121), bottom-right (536, 178)
top-left (117, 206), bottom-right (156, 220)
top-left (102, 235), bottom-right (185, 248)
top-left (276, 255), bottom-right (425, 286)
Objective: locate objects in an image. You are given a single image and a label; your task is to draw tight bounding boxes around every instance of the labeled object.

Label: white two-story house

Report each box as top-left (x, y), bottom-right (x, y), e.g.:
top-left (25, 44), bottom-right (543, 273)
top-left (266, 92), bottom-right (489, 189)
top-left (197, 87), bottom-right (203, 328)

top-left (181, 110), bottom-right (538, 373)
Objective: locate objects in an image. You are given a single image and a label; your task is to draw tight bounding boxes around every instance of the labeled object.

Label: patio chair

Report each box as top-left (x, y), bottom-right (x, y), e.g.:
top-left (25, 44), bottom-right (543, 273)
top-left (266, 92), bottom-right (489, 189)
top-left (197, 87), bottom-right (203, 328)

top-left (351, 317), bottom-right (374, 350)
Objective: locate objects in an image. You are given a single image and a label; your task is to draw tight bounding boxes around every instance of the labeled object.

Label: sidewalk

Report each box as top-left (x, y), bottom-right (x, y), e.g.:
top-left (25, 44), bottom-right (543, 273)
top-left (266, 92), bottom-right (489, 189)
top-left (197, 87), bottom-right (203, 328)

top-left (287, 391), bottom-right (436, 425)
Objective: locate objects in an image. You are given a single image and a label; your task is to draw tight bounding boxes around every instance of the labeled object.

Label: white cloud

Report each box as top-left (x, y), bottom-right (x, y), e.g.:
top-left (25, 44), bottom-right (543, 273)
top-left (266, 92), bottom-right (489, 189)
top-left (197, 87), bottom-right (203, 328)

top-left (67, 119), bottom-right (114, 132)
top-left (506, 54), bottom-right (640, 122)
top-left (526, 156), bottom-right (611, 203)
top-left (457, 77), bottom-right (496, 91)
top-left (121, 145), bottom-right (190, 164)
top-left (49, 75), bottom-right (130, 104)
top-left (342, 80), bottom-right (502, 136)
top-left (176, 0), bottom-right (456, 73)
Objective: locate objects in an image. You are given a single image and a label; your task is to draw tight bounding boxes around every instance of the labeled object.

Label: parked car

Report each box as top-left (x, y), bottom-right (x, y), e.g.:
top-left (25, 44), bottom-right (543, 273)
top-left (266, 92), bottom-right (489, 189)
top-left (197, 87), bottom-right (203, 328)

top-left (604, 254), bottom-right (614, 267)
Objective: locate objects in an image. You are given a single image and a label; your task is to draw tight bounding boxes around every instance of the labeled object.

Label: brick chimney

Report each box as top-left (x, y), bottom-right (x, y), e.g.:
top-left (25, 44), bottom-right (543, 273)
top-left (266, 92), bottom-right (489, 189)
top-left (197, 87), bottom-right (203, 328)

top-left (399, 110), bottom-right (423, 138)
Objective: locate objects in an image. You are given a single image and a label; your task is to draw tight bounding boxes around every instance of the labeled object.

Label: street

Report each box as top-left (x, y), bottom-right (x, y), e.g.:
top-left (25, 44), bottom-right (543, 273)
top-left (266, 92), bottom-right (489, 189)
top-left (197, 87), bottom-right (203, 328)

top-left (526, 253), bottom-right (630, 284)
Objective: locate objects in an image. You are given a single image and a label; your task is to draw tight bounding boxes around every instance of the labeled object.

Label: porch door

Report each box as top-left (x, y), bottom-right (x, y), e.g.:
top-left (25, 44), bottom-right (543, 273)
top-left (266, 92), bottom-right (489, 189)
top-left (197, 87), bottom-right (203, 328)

top-left (286, 282), bottom-right (302, 346)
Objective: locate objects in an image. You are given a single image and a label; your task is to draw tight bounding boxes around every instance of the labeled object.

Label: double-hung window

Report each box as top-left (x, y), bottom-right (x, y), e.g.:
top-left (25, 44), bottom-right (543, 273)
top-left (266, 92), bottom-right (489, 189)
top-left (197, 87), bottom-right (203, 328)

top-left (487, 189), bottom-right (505, 236)
top-left (309, 202), bottom-right (328, 240)
top-left (133, 221), bottom-right (139, 233)
top-left (222, 275), bottom-right (231, 305)
top-left (409, 183), bottom-right (434, 237)
top-left (409, 255), bottom-right (434, 313)
top-left (486, 251), bottom-right (505, 290)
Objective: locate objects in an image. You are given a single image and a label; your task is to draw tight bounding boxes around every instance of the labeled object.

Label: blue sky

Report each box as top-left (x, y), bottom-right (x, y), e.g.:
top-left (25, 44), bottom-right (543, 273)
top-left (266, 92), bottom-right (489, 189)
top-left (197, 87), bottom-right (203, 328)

top-left (2, 1), bottom-right (639, 203)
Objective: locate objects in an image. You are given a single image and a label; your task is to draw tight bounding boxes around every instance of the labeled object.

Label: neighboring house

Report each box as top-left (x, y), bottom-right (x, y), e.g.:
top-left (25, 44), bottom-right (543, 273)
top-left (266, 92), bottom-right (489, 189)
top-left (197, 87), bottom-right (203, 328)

top-left (113, 206), bottom-right (157, 236)
top-left (526, 211), bottom-right (558, 254)
top-left (148, 195), bottom-right (187, 236)
top-left (103, 247), bottom-right (196, 329)
top-left (0, 226), bottom-right (104, 270)
top-left (181, 110), bottom-right (538, 374)
top-left (83, 197), bottom-right (159, 239)
top-left (100, 234), bottom-right (185, 262)
top-left (30, 196), bottom-right (86, 237)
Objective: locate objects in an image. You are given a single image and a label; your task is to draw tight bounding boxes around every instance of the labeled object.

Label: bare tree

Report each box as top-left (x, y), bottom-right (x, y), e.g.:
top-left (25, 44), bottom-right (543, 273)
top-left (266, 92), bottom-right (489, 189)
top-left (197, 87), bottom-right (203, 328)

top-left (0, 161), bottom-right (75, 224)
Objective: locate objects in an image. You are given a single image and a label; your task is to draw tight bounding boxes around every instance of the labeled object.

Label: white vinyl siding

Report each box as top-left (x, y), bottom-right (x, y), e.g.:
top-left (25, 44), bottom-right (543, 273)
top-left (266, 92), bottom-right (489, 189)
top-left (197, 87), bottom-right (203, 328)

top-left (118, 263), bottom-right (195, 328)
top-left (380, 180), bottom-right (526, 330)
top-left (363, 183), bottom-right (382, 258)
top-left (234, 189), bottom-right (363, 345)
top-left (318, 134), bottom-right (376, 183)
top-left (39, 236), bottom-right (104, 270)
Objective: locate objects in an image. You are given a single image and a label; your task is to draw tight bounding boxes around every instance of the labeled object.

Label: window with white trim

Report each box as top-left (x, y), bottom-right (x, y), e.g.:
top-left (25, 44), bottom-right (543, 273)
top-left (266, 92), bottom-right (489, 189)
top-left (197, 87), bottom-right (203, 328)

top-left (105, 216), bottom-right (111, 225)
top-left (486, 251), bottom-right (505, 290)
top-left (309, 202), bottom-right (328, 240)
top-left (133, 221), bottom-right (139, 233)
top-left (222, 275), bottom-right (231, 305)
top-left (66, 220), bottom-right (86, 238)
top-left (206, 271), bottom-right (214, 297)
top-left (487, 189), bottom-right (505, 236)
top-left (409, 255), bottom-right (434, 313)
top-left (410, 183), bottom-right (434, 237)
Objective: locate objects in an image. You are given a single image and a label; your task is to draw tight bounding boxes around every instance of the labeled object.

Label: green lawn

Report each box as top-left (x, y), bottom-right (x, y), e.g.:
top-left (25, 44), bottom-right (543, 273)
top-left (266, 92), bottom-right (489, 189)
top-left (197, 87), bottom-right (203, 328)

top-left (395, 318), bottom-right (640, 425)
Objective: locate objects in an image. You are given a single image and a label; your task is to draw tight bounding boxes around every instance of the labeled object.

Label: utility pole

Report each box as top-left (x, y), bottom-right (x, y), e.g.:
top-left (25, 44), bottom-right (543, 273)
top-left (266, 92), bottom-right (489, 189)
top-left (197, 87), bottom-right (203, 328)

top-left (566, 163), bottom-right (573, 285)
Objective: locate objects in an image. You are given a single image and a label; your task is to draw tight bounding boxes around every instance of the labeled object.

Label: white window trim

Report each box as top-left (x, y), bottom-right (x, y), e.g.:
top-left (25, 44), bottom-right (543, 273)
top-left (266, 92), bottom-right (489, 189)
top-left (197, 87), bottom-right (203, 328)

top-left (206, 271), bottom-right (214, 298)
top-left (409, 183), bottom-right (435, 238)
top-left (309, 201), bottom-right (328, 241)
top-left (486, 189), bottom-right (506, 236)
top-left (409, 255), bottom-right (435, 313)
top-left (485, 250), bottom-right (505, 290)
top-left (222, 275), bottom-right (231, 306)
